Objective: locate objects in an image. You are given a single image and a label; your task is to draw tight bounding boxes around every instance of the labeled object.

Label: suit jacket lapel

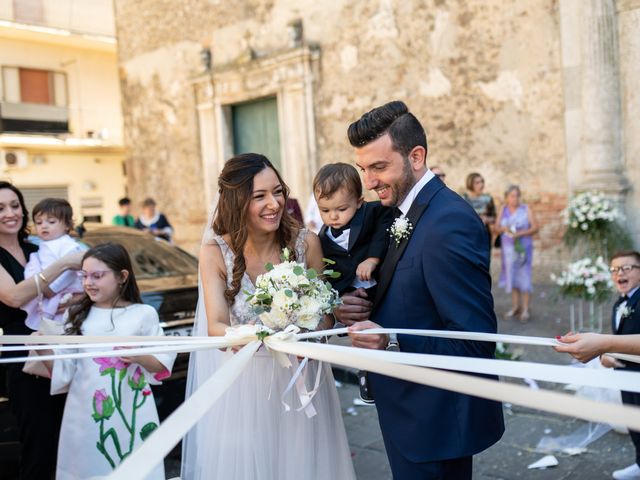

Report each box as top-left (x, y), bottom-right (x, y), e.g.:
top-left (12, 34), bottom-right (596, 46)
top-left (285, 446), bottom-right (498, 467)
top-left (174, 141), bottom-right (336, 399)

top-left (373, 176), bottom-right (445, 309)
top-left (617, 289), bottom-right (640, 333)
top-left (348, 202), bottom-right (366, 251)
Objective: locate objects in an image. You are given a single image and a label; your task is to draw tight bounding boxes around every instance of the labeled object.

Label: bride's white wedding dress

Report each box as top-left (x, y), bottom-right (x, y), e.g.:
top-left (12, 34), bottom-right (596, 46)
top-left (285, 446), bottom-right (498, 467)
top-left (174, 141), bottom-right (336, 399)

top-left (181, 230), bottom-right (356, 480)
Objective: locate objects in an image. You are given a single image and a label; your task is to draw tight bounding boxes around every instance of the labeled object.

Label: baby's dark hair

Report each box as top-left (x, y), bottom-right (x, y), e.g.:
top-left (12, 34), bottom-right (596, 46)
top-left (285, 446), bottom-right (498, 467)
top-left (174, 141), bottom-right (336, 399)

top-left (313, 163), bottom-right (362, 201)
top-left (32, 198), bottom-right (73, 230)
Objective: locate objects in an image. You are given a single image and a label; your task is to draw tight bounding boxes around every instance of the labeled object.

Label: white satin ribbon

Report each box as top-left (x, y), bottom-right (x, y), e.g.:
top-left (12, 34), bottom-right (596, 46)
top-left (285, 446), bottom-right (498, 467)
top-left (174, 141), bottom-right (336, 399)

top-left (266, 338), bottom-right (640, 430)
top-left (104, 333), bottom-right (640, 480)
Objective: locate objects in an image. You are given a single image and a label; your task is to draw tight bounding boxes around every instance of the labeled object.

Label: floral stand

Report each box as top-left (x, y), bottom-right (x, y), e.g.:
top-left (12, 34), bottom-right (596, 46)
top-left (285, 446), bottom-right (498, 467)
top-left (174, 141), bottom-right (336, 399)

top-left (569, 299), bottom-right (604, 333)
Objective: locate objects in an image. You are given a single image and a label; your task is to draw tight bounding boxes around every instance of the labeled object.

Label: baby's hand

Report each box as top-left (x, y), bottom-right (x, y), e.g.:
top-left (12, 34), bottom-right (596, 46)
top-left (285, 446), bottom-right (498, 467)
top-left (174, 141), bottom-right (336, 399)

top-left (356, 258), bottom-right (379, 281)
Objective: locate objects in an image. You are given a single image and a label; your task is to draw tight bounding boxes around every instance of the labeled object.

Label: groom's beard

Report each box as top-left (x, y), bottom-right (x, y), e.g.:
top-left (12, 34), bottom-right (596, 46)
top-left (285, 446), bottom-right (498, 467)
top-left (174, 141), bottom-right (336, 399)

top-left (391, 158), bottom-right (416, 207)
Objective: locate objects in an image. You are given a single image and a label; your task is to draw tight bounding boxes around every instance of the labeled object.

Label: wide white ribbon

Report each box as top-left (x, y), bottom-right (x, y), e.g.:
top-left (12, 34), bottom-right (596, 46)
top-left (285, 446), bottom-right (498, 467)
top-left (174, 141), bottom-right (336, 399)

top-left (3, 325), bottom-right (640, 480)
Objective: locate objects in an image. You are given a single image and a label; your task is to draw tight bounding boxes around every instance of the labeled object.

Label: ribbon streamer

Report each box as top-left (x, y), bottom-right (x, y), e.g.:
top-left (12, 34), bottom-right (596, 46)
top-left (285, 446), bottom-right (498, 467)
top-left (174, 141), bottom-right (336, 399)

top-left (107, 341), bottom-right (261, 480)
top-left (104, 333), bottom-right (640, 480)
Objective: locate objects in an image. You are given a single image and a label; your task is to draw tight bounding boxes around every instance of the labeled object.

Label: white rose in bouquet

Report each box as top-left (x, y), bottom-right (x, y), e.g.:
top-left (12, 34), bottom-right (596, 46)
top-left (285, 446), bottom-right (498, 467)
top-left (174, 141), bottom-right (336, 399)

top-left (260, 307), bottom-right (291, 331)
top-left (245, 249), bottom-right (341, 332)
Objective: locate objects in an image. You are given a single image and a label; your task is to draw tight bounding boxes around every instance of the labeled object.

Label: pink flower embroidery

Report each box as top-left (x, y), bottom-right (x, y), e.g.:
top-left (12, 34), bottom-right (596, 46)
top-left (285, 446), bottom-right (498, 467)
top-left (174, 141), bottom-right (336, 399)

top-left (142, 387), bottom-right (152, 397)
top-left (94, 389), bottom-right (107, 416)
top-left (153, 369), bottom-right (171, 381)
top-left (92, 389), bottom-right (115, 421)
top-left (93, 356), bottom-right (127, 373)
top-left (128, 366), bottom-right (147, 390)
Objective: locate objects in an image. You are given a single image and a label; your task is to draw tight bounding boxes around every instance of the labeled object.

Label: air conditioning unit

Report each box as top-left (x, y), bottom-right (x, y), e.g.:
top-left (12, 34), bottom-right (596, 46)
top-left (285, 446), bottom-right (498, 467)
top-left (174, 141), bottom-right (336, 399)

top-left (0, 149), bottom-right (29, 169)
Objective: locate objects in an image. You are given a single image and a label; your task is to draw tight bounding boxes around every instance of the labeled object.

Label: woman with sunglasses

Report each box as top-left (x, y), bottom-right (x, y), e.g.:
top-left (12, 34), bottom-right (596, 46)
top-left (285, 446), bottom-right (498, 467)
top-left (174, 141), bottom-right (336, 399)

top-left (0, 181), bottom-right (83, 479)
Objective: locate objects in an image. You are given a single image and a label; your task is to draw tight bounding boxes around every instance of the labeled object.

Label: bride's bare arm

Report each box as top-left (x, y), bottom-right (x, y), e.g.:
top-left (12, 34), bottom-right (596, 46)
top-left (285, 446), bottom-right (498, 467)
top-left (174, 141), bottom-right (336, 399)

top-left (304, 232), bottom-right (333, 331)
top-left (200, 243), bottom-right (232, 337)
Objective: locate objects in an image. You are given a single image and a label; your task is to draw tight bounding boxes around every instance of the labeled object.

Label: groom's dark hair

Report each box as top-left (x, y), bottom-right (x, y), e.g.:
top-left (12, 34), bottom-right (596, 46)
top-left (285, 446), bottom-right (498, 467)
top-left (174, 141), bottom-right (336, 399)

top-left (347, 100), bottom-right (427, 158)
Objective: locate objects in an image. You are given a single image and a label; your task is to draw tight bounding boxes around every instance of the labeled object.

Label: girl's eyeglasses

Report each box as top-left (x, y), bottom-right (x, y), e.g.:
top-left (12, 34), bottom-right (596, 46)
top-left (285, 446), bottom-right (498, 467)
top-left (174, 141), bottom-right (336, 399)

top-left (77, 270), bottom-right (112, 281)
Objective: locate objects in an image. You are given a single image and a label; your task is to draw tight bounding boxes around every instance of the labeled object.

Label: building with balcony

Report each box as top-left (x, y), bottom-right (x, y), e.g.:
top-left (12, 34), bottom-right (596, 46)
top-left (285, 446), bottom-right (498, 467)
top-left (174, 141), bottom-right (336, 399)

top-left (0, 0), bottom-right (126, 225)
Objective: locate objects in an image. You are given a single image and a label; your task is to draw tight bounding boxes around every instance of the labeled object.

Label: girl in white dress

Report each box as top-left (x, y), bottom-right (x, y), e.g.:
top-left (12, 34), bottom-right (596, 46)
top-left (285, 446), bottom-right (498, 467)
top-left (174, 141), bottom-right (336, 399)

top-left (181, 154), bottom-right (356, 480)
top-left (39, 243), bottom-right (175, 480)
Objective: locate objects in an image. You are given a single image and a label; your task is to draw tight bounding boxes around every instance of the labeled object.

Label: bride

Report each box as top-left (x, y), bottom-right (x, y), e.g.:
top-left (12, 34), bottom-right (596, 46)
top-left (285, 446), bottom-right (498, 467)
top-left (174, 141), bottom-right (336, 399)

top-left (181, 153), bottom-right (356, 479)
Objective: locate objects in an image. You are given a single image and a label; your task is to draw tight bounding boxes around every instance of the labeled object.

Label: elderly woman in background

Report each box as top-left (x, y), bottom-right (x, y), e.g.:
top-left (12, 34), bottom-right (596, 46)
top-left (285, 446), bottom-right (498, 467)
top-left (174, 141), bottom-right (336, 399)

top-left (495, 185), bottom-right (538, 323)
top-left (463, 172), bottom-right (496, 253)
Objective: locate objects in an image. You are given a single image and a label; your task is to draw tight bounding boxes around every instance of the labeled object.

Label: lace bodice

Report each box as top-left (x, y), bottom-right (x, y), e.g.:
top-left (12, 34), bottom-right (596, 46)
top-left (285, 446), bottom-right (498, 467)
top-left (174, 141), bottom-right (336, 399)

top-left (212, 230), bottom-right (308, 325)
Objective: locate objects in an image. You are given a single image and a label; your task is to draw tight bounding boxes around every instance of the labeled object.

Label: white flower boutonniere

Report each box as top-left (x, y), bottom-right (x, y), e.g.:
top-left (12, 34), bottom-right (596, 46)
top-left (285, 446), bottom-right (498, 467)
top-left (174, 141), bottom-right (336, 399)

top-left (620, 305), bottom-right (634, 319)
top-left (389, 216), bottom-right (413, 247)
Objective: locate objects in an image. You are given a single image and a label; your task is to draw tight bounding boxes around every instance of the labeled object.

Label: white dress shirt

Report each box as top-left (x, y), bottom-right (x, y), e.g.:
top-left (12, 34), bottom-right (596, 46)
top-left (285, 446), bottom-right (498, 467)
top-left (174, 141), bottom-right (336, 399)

top-left (398, 169), bottom-right (435, 216)
top-left (616, 286), bottom-right (639, 330)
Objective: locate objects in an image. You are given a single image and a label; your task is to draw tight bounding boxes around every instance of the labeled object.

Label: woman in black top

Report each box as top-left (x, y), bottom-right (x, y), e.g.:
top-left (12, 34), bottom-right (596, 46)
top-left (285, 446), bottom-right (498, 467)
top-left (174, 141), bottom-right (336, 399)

top-left (0, 182), bottom-right (82, 479)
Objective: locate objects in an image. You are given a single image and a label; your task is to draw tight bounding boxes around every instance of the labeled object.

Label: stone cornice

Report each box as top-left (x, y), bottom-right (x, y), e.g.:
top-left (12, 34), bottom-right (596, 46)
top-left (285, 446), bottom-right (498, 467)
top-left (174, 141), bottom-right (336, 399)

top-left (192, 45), bottom-right (320, 105)
top-left (616, 0), bottom-right (640, 12)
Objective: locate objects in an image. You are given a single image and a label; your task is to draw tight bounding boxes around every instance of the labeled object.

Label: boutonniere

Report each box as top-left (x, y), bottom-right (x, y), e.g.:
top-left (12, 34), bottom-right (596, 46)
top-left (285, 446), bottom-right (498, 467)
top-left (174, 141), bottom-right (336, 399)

top-left (620, 305), bottom-right (634, 319)
top-left (388, 216), bottom-right (413, 247)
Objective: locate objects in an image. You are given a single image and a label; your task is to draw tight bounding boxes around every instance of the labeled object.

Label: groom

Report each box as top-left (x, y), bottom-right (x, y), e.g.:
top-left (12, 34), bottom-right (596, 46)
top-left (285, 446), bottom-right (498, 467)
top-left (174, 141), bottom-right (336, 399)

top-left (343, 101), bottom-right (504, 479)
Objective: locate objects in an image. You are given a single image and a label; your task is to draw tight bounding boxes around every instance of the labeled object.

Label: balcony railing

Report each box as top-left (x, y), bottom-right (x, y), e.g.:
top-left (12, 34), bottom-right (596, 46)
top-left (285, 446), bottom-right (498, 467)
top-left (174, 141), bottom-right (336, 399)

top-left (0, 101), bottom-right (69, 133)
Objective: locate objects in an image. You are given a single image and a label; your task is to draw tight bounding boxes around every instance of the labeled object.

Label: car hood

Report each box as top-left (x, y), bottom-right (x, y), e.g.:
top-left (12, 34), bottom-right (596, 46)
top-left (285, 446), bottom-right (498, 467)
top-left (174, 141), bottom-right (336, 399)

top-left (137, 274), bottom-right (199, 293)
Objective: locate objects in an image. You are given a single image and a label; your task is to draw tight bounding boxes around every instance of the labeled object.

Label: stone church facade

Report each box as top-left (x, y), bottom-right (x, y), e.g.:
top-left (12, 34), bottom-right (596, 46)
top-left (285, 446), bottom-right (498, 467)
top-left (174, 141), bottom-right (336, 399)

top-left (113, 0), bottom-right (639, 278)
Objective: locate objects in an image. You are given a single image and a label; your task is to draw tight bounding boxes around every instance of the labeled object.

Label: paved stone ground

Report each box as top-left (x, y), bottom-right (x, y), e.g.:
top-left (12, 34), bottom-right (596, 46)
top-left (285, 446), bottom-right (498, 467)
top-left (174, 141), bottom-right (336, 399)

top-left (165, 280), bottom-right (635, 479)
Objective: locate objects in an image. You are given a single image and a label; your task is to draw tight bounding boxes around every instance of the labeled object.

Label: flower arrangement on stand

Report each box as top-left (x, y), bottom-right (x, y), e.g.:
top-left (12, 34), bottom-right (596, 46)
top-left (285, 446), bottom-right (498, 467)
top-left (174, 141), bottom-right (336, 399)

top-left (552, 191), bottom-right (631, 332)
top-left (551, 257), bottom-right (614, 303)
top-left (551, 256), bottom-right (614, 332)
top-left (562, 191), bottom-right (631, 257)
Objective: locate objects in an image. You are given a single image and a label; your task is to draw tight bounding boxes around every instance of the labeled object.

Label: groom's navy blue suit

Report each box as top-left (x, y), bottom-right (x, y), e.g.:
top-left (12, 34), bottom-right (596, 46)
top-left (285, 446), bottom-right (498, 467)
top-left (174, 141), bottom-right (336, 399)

top-left (370, 175), bottom-right (505, 478)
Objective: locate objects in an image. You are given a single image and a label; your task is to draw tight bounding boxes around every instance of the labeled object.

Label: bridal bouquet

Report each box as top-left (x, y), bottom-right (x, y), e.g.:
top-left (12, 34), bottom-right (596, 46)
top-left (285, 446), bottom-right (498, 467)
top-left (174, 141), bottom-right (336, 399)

top-left (246, 248), bottom-right (341, 331)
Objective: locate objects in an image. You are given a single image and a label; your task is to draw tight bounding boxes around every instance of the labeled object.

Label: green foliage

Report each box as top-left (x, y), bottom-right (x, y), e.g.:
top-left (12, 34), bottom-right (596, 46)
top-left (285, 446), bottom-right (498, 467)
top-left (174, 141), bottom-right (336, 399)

top-left (139, 422), bottom-right (158, 441)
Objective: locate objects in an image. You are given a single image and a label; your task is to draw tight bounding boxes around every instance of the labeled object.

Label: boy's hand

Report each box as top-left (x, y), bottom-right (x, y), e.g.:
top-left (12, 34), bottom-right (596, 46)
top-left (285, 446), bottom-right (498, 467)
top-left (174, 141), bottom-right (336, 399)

top-left (356, 258), bottom-right (380, 281)
top-left (600, 354), bottom-right (625, 369)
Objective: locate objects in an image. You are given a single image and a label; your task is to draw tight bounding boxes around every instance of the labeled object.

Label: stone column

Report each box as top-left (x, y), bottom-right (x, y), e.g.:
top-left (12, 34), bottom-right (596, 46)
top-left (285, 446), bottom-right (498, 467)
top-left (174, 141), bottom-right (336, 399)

top-left (579, 0), bottom-right (629, 196)
top-left (616, 0), bottom-right (640, 244)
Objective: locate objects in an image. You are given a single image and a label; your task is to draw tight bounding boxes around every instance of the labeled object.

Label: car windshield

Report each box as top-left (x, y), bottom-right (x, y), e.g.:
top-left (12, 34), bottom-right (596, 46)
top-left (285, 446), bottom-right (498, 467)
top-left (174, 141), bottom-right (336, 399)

top-left (82, 233), bottom-right (197, 279)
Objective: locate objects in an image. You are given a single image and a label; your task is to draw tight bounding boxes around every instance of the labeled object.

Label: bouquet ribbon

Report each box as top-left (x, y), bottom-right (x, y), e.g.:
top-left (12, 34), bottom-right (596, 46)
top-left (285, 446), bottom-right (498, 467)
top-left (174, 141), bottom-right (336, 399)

top-left (1, 326), bottom-right (640, 480)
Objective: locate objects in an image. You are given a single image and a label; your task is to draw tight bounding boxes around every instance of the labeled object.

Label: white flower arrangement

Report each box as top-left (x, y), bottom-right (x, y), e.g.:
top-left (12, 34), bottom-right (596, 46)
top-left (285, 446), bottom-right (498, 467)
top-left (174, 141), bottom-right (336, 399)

top-left (562, 191), bottom-right (632, 259)
top-left (550, 256), bottom-right (614, 303)
top-left (245, 248), bottom-right (341, 331)
top-left (563, 191), bottom-right (622, 231)
top-left (388, 216), bottom-right (413, 247)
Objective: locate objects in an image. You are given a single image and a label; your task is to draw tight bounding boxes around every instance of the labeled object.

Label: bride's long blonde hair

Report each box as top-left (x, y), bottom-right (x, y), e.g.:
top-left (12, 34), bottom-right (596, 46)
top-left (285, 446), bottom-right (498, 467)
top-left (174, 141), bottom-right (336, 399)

top-left (212, 153), bottom-right (299, 304)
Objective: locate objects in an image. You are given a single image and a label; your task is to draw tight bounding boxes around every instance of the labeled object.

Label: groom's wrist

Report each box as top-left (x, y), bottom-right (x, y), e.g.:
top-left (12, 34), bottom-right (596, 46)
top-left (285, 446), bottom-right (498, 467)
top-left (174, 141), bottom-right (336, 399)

top-left (385, 333), bottom-right (400, 352)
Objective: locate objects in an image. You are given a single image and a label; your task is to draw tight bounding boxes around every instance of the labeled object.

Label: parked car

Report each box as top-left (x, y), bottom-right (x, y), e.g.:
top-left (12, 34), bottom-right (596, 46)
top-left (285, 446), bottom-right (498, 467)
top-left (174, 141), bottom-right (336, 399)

top-left (0, 226), bottom-right (198, 473)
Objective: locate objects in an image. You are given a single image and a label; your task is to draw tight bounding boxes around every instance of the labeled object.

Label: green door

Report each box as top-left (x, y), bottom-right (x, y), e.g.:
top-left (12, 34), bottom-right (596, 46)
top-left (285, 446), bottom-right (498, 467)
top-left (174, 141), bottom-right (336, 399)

top-left (232, 97), bottom-right (282, 171)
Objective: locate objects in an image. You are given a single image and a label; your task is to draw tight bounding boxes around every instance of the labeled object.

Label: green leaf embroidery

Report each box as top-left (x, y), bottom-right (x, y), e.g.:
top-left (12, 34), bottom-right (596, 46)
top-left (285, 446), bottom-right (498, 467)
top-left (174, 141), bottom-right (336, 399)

top-left (139, 422), bottom-right (158, 441)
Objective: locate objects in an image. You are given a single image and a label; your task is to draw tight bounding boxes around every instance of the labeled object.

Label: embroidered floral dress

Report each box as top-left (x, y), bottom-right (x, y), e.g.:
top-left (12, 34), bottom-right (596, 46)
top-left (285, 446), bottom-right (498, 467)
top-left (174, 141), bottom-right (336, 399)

top-left (51, 304), bottom-right (176, 480)
top-left (181, 230), bottom-right (356, 480)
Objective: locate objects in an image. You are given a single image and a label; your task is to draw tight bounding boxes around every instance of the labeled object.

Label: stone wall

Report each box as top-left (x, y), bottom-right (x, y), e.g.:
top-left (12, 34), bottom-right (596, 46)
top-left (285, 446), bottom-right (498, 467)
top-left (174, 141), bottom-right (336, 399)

top-left (113, 0), bottom-right (578, 276)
